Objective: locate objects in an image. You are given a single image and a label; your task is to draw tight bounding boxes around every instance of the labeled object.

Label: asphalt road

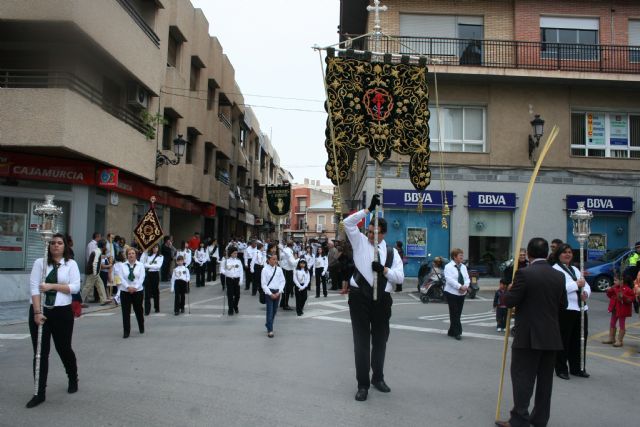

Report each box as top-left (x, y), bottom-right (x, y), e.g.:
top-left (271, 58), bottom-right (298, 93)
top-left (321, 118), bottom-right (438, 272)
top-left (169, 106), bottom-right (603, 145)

top-left (1, 281), bottom-right (638, 427)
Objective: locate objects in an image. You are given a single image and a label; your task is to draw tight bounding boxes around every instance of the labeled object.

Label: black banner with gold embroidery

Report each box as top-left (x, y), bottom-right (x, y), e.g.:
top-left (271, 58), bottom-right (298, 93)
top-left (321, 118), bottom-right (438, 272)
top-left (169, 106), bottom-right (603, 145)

top-left (324, 49), bottom-right (431, 190)
top-left (133, 206), bottom-right (164, 251)
top-left (266, 183), bottom-right (291, 216)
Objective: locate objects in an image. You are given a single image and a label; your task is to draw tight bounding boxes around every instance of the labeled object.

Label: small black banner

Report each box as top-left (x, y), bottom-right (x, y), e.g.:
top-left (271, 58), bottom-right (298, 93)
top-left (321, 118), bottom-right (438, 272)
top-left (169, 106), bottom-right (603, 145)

top-left (266, 183), bottom-right (291, 216)
top-left (133, 206), bottom-right (164, 252)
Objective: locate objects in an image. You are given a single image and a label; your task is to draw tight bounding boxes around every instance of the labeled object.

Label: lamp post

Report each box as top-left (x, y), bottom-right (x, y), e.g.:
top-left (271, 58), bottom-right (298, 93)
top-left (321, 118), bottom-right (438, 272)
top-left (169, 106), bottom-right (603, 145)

top-left (156, 134), bottom-right (187, 168)
top-left (32, 195), bottom-right (63, 397)
top-left (528, 114), bottom-right (545, 159)
top-left (570, 201), bottom-right (593, 374)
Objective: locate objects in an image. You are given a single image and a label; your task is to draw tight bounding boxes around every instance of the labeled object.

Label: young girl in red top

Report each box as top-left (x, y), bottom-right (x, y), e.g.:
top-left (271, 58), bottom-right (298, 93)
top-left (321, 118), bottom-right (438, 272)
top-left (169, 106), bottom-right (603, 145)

top-left (603, 274), bottom-right (635, 347)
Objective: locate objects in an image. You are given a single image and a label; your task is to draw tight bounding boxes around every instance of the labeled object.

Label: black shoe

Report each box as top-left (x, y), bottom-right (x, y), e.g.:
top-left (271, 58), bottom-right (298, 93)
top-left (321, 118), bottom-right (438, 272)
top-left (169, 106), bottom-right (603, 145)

top-left (68, 378), bottom-right (78, 394)
top-left (355, 388), bottom-right (368, 401)
top-left (174, 312), bottom-right (179, 316)
top-left (455, 335), bottom-right (462, 341)
top-left (26, 394), bottom-right (45, 408)
top-left (571, 370), bottom-right (590, 378)
top-left (372, 380), bottom-right (391, 393)
top-left (556, 372), bottom-right (570, 380)
top-left (283, 306), bottom-right (293, 311)
top-left (228, 309), bottom-right (233, 315)
top-left (154, 309), bottom-right (159, 313)
top-left (123, 332), bottom-right (129, 339)
top-left (234, 307), bottom-right (239, 314)
top-left (139, 326), bottom-right (144, 334)
top-left (297, 312), bottom-right (302, 316)
top-left (181, 308), bottom-right (185, 313)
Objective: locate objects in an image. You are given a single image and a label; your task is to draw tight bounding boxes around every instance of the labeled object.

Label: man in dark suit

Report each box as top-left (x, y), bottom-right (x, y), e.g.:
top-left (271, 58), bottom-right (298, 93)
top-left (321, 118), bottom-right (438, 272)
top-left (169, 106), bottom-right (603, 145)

top-left (496, 237), bottom-right (568, 427)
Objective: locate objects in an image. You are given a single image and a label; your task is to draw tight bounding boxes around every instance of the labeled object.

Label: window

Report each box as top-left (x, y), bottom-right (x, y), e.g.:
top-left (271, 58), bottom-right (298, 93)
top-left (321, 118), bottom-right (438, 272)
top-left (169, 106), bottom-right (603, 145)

top-left (162, 110), bottom-right (178, 150)
top-left (571, 111), bottom-right (640, 158)
top-left (207, 85), bottom-right (216, 110)
top-left (298, 199), bottom-right (307, 213)
top-left (167, 33), bottom-right (179, 67)
top-left (331, 215), bottom-right (336, 224)
top-left (629, 20), bottom-right (640, 62)
top-left (190, 64), bottom-right (199, 91)
top-left (318, 215), bottom-right (326, 225)
top-left (399, 14), bottom-right (483, 60)
top-left (203, 143), bottom-right (214, 175)
top-left (186, 128), bottom-right (198, 165)
top-left (429, 106), bottom-right (486, 152)
top-left (540, 17), bottom-right (599, 60)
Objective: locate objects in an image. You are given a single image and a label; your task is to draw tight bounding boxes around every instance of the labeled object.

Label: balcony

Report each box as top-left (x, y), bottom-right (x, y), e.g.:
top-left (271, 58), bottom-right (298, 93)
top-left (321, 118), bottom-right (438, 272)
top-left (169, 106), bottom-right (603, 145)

top-left (341, 35), bottom-right (640, 75)
top-left (0, 69), bottom-right (148, 134)
top-left (295, 206), bottom-right (307, 214)
top-left (114, 0), bottom-right (160, 47)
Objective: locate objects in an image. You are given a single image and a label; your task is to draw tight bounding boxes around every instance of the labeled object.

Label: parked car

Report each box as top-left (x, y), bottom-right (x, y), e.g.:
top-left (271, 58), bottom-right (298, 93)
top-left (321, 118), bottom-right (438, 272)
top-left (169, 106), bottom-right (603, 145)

top-left (583, 248), bottom-right (634, 292)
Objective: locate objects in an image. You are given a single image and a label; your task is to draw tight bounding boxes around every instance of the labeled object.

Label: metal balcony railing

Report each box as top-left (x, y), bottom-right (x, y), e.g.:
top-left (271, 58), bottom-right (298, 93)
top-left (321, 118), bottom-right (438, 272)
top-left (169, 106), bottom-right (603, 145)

top-left (0, 69), bottom-right (149, 134)
top-left (341, 35), bottom-right (640, 74)
top-left (295, 206), bottom-right (307, 214)
top-left (114, 0), bottom-right (160, 47)
top-left (216, 170), bottom-right (230, 185)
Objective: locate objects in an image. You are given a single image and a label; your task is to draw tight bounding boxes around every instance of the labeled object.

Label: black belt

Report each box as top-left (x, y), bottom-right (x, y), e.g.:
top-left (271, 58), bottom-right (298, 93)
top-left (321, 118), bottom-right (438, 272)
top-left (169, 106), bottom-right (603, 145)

top-left (268, 288), bottom-right (280, 293)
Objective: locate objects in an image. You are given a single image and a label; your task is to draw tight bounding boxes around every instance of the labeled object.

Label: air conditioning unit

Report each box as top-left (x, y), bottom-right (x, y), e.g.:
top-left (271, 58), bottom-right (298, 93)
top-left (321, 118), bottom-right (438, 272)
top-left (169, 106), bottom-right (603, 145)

top-left (316, 223), bottom-right (323, 233)
top-left (127, 84), bottom-right (149, 109)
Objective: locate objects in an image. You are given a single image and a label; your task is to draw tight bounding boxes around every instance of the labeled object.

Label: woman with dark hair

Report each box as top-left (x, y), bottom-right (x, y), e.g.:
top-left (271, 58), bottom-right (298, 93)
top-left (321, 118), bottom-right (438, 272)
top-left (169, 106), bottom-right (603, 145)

top-left (293, 259), bottom-right (310, 316)
top-left (27, 233), bottom-right (81, 408)
top-left (115, 247), bottom-right (146, 339)
top-left (221, 246), bottom-right (243, 315)
top-left (141, 244), bottom-right (163, 315)
top-left (551, 243), bottom-right (591, 379)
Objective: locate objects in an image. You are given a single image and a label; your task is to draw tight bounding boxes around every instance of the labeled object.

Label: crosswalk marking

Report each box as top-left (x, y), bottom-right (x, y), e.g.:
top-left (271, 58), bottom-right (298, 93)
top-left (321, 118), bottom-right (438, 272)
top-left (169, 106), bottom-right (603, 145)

top-left (0, 334), bottom-right (30, 340)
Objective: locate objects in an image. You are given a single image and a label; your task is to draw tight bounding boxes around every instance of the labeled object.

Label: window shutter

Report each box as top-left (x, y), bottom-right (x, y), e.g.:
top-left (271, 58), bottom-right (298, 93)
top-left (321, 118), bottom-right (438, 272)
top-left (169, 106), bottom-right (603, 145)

top-left (400, 14), bottom-right (456, 38)
top-left (629, 20), bottom-right (640, 46)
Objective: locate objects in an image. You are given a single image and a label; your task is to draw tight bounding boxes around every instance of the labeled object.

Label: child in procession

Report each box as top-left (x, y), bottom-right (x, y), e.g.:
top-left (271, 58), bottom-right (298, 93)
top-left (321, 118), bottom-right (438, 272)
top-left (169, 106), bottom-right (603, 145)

top-left (293, 259), bottom-right (311, 316)
top-left (221, 246), bottom-right (244, 316)
top-left (171, 255), bottom-right (190, 315)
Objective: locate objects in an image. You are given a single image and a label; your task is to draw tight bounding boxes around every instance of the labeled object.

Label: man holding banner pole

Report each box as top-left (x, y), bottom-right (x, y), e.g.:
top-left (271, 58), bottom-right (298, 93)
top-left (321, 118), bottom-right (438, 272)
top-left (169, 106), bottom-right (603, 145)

top-left (343, 194), bottom-right (404, 402)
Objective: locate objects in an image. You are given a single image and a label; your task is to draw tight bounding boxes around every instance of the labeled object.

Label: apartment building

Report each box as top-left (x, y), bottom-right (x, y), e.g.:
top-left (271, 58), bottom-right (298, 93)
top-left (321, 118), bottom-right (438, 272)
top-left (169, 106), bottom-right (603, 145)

top-left (0, 0), bottom-right (288, 301)
top-left (338, 0), bottom-right (640, 277)
top-left (287, 179), bottom-right (334, 242)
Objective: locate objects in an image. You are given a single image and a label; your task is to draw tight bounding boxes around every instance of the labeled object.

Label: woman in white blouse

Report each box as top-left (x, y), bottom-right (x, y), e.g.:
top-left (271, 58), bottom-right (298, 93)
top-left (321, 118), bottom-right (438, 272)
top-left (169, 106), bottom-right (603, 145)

top-left (314, 247), bottom-right (329, 298)
top-left (27, 233), bottom-right (81, 408)
top-left (293, 259), bottom-right (311, 316)
top-left (141, 244), bottom-right (163, 315)
top-left (116, 247), bottom-right (146, 338)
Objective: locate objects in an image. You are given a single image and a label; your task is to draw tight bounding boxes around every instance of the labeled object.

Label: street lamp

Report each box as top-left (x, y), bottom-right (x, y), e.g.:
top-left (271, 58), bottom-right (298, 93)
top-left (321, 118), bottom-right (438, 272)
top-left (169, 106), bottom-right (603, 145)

top-left (156, 134), bottom-right (187, 168)
top-left (570, 201), bottom-right (593, 374)
top-left (528, 114), bottom-right (545, 159)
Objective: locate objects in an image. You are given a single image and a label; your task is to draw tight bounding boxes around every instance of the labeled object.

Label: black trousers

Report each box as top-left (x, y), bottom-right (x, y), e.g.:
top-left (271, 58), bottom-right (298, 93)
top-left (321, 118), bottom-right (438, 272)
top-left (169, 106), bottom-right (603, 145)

top-left (120, 291), bottom-right (144, 335)
top-left (144, 271), bottom-right (160, 315)
top-left (280, 270), bottom-right (294, 308)
top-left (295, 287), bottom-right (308, 315)
top-left (174, 280), bottom-right (187, 313)
top-left (220, 273), bottom-right (226, 290)
top-left (28, 305), bottom-right (77, 396)
top-left (496, 307), bottom-right (508, 329)
top-left (329, 265), bottom-right (341, 290)
top-left (244, 259), bottom-right (253, 290)
top-left (348, 288), bottom-right (392, 389)
top-left (207, 257), bottom-right (217, 281)
top-left (195, 263), bottom-right (206, 287)
top-left (446, 292), bottom-right (465, 337)
top-left (315, 268), bottom-right (327, 297)
top-left (556, 309), bottom-right (588, 375)
top-left (510, 348), bottom-right (556, 427)
top-left (226, 277), bottom-right (240, 310)
top-left (161, 260), bottom-right (171, 282)
top-left (253, 265), bottom-right (263, 296)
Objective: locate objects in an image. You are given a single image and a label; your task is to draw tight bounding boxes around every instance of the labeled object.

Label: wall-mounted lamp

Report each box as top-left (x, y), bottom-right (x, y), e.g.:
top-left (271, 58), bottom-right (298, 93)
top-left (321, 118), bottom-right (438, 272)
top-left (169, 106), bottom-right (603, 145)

top-left (156, 134), bottom-right (187, 168)
top-left (393, 219), bottom-right (401, 229)
top-left (528, 114), bottom-right (545, 159)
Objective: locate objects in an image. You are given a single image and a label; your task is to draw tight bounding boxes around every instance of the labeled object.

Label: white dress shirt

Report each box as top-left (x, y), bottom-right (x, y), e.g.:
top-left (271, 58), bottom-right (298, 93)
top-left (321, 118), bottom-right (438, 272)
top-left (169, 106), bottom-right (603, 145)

top-left (30, 258), bottom-right (81, 306)
top-left (250, 250), bottom-right (265, 273)
top-left (553, 264), bottom-right (590, 311)
top-left (343, 209), bottom-right (404, 293)
top-left (222, 257), bottom-right (244, 281)
top-left (176, 249), bottom-right (192, 267)
top-left (194, 249), bottom-right (208, 266)
top-left (444, 260), bottom-right (471, 295)
top-left (293, 269), bottom-right (310, 290)
top-left (304, 253), bottom-right (315, 272)
top-left (314, 255), bottom-right (328, 273)
top-left (207, 244), bottom-right (219, 259)
top-left (280, 247), bottom-right (296, 271)
top-left (261, 264), bottom-right (286, 295)
top-left (245, 245), bottom-right (257, 266)
top-left (86, 239), bottom-right (98, 262)
top-left (171, 265), bottom-right (190, 292)
top-left (116, 261), bottom-right (145, 292)
top-left (142, 252), bottom-right (163, 272)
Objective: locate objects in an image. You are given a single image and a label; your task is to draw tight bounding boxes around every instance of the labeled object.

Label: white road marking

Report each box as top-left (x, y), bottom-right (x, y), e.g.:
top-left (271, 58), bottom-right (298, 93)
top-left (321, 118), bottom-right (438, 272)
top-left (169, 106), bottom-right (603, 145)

top-left (190, 296), bottom-right (225, 305)
top-left (313, 316), bottom-right (509, 341)
top-left (0, 334), bottom-right (30, 340)
top-left (408, 293), bottom-right (421, 302)
top-left (82, 313), bottom-right (116, 317)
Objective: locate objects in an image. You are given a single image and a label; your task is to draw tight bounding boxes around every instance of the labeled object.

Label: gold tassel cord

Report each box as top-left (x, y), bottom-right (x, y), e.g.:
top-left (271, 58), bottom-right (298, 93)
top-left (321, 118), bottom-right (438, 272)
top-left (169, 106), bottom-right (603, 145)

top-left (495, 125), bottom-right (560, 422)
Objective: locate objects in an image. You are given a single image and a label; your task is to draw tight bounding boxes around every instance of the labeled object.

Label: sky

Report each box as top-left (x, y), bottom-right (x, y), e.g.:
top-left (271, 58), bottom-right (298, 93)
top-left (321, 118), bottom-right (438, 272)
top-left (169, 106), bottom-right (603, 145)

top-left (190, 0), bottom-right (341, 185)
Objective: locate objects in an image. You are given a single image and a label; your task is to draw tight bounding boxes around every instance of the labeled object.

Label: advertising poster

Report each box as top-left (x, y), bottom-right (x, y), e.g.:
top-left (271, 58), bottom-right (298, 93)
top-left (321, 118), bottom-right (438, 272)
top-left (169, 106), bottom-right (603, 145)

top-left (586, 113), bottom-right (605, 145)
top-left (0, 213), bottom-right (26, 269)
top-left (609, 114), bottom-right (629, 146)
top-left (406, 227), bottom-right (427, 258)
top-left (587, 233), bottom-right (607, 261)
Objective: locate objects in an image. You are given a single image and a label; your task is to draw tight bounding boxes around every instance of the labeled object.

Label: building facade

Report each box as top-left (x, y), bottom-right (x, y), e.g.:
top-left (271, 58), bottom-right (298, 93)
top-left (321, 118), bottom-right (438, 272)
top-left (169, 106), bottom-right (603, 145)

top-left (0, 0), bottom-right (289, 301)
top-left (286, 179), bottom-right (334, 242)
top-left (338, 0), bottom-right (640, 277)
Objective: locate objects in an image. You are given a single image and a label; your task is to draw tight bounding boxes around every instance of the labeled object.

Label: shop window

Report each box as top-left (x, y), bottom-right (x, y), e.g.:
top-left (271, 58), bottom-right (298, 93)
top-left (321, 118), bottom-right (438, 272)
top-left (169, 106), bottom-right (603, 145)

top-left (468, 210), bottom-right (512, 277)
top-left (430, 106), bottom-right (486, 152)
top-left (570, 111), bottom-right (640, 158)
